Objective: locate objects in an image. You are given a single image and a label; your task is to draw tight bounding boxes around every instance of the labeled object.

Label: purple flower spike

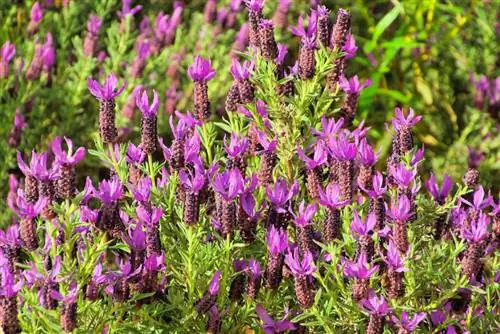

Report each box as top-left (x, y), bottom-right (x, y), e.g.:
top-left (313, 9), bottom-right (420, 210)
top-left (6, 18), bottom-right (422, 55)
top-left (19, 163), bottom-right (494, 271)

top-left (382, 240), bottom-right (408, 272)
top-left (358, 139), bottom-right (378, 166)
top-left (386, 195), bottom-right (413, 222)
top-left (136, 205), bottom-right (163, 228)
top-left (285, 248), bottom-right (316, 277)
top-left (392, 107), bottom-right (422, 131)
top-left (351, 211), bottom-right (376, 237)
top-left (224, 133), bottom-right (249, 158)
top-left (51, 137), bottom-right (86, 166)
top-left (96, 176), bottom-right (122, 204)
top-left (391, 311), bottom-right (426, 332)
top-left (1, 41), bottom-right (16, 64)
top-left (390, 163), bottom-right (417, 188)
top-left (293, 201), bottom-right (317, 227)
top-left (256, 304), bottom-right (296, 334)
top-left (87, 74), bottom-right (127, 101)
top-left (461, 213), bottom-right (490, 243)
top-left (212, 169), bottom-right (244, 201)
top-left (188, 56), bottom-right (216, 82)
top-left (290, 15), bottom-right (316, 40)
top-left (329, 135), bottom-right (357, 161)
top-left (87, 15), bottom-right (102, 35)
top-left (360, 172), bottom-right (387, 198)
top-left (297, 141), bottom-right (328, 169)
top-left (230, 59), bottom-right (254, 80)
top-left (17, 195), bottom-right (49, 219)
top-left (0, 267), bottom-right (23, 298)
top-left (361, 290), bottom-right (390, 316)
top-left (426, 173), bottom-right (453, 204)
top-left (318, 183), bottom-right (350, 208)
top-left (136, 89), bottom-right (160, 117)
top-left (132, 177), bottom-right (152, 202)
top-left (266, 225), bottom-right (288, 255)
top-left (344, 253), bottom-right (378, 280)
top-left (241, 192), bottom-right (261, 222)
top-left (257, 131), bottom-right (278, 153)
top-left (0, 224), bottom-right (22, 248)
top-left (248, 258), bottom-right (262, 278)
top-left (208, 271), bottom-right (221, 296)
top-left (276, 44), bottom-right (288, 65)
top-left (31, 2), bottom-right (43, 24)
top-left (179, 166), bottom-right (205, 193)
top-left (266, 179), bottom-right (299, 212)
top-left (312, 116), bottom-right (344, 141)
top-left (339, 75), bottom-right (371, 94)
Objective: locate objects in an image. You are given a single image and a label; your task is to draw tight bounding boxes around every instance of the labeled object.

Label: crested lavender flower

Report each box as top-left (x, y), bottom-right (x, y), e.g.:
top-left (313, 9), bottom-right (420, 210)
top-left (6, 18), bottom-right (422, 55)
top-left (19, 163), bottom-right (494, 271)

top-left (88, 74), bottom-right (127, 143)
top-left (26, 41), bottom-right (44, 80)
top-left (246, 257), bottom-right (262, 299)
top-left (314, 5), bottom-right (331, 47)
top-left (343, 34), bottom-right (358, 59)
top-left (224, 133), bottom-right (248, 173)
top-left (212, 168), bottom-right (244, 236)
top-left (0, 224), bottom-right (22, 272)
top-left (239, 190), bottom-right (261, 242)
top-left (24, 256), bottom-right (62, 309)
top-left (256, 304), bottom-right (296, 334)
top-left (28, 2), bottom-right (43, 34)
top-left (83, 15), bottom-right (102, 57)
top-left (136, 89), bottom-right (160, 154)
top-left (312, 116), bottom-right (345, 142)
top-left (285, 248), bottom-right (316, 308)
top-left (188, 56), bottom-right (216, 121)
top-left (95, 176), bottom-right (123, 235)
top-left (272, 0), bottom-right (291, 29)
top-left (344, 252), bottom-right (379, 281)
top-left (298, 141), bottom-right (327, 200)
top-left (461, 186), bottom-right (492, 212)
top-left (85, 263), bottom-right (108, 301)
top-left (258, 19), bottom-right (279, 61)
top-left (230, 59), bottom-right (255, 104)
top-left (130, 39), bottom-right (151, 78)
top-left (0, 41), bottom-right (16, 78)
top-left (194, 270), bottom-right (221, 314)
top-left (257, 131), bottom-right (278, 186)
top-left (387, 195), bottom-right (412, 253)
top-left (154, 7), bottom-right (183, 48)
top-left (426, 173), bottom-right (453, 239)
top-left (292, 201), bottom-right (318, 255)
top-left (8, 108), bottom-right (26, 148)
top-left (0, 266), bottom-right (23, 334)
top-left (136, 205), bottom-right (163, 256)
top-left (51, 283), bottom-right (79, 332)
top-left (266, 178), bottom-right (299, 222)
top-left (52, 137), bottom-right (86, 199)
top-left (117, 0), bottom-right (142, 20)
top-left (362, 290), bottom-right (390, 334)
top-left (126, 142), bottom-right (145, 186)
top-left (357, 138), bottom-right (378, 191)
top-left (318, 183), bottom-right (349, 241)
top-left (391, 311), bottom-right (426, 333)
top-left (330, 135), bottom-right (357, 202)
top-left (390, 163), bottom-right (417, 190)
top-left (339, 75), bottom-right (371, 125)
top-left (42, 33), bottom-right (56, 74)
top-left (229, 259), bottom-right (248, 302)
top-left (392, 107), bottom-right (422, 154)
top-left (290, 14), bottom-right (317, 79)
top-left (383, 240), bottom-right (408, 298)
top-left (180, 166), bottom-right (205, 225)
top-left (265, 226), bottom-right (288, 289)
top-left (327, 8), bottom-right (351, 90)
top-left (245, 0), bottom-right (264, 48)
top-left (461, 213), bottom-right (489, 244)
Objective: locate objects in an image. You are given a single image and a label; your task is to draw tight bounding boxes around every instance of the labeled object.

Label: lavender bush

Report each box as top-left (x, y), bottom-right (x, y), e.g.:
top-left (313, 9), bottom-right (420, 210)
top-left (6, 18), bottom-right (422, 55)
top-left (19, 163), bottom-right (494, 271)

top-left (0, 1), bottom-right (498, 333)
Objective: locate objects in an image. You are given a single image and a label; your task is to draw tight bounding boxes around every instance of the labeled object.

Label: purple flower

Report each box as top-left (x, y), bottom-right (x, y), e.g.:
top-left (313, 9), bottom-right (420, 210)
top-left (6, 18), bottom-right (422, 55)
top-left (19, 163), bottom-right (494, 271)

top-left (318, 183), bottom-right (350, 208)
top-left (188, 56), bottom-right (216, 82)
top-left (344, 253), bottom-right (378, 280)
top-left (382, 240), bottom-right (408, 272)
top-left (212, 169), bottom-right (244, 201)
top-left (339, 75), bottom-right (371, 94)
top-left (241, 192), bottom-right (262, 222)
top-left (244, 0), bottom-right (264, 12)
top-left (257, 131), bottom-right (278, 153)
top-left (290, 14), bottom-right (316, 40)
top-left (266, 179), bottom-right (299, 213)
top-left (132, 178), bottom-right (152, 202)
top-left (248, 258), bottom-right (262, 278)
top-left (87, 15), bottom-right (102, 35)
top-left (0, 224), bottom-right (22, 248)
top-left (136, 39), bottom-right (151, 61)
top-left (276, 44), bottom-right (288, 65)
top-left (461, 213), bottom-right (490, 243)
top-left (42, 33), bottom-right (56, 71)
top-left (266, 225), bottom-right (288, 255)
top-left (426, 173), bottom-right (453, 204)
top-left (96, 176), bottom-right (122, 204)
top-left (51, 282), bottom-right (79, 304)
top-left (18, 151), bottom-right (59, 182)
top-left (329, 135), bottom-right (357, 161)
top-left (81, 177), bottom-right (96, 203)
top-left (30, 2), bottom-right (43, 24)
top-left (386, 195), bottom-right (413, 222)
top-left (361, 290), bottom-right (390, 316)
top-left (117, 0), bottom-right (142, 19)
top-left (392, 107), bottom-right (422, 131)
top-left (311, 116), bottom-right (344, 141)
top-left (390, 163), bottom-right (417, 188)
top-left (126, 143), bottom-right (146, 164)
top-left (230, 59), bottom-right (254, 80)
top-left (297, 141), bottom-right (328, 169)
top-left (184, 132), bottom-right (202, 165)
top-left (80, 206), bottom-right (98, 224)
top-left (179, 166), bottom-right (205, 193)
top-left (51, 137), bottom-right (86, 166)
top-left (410, 145), bottom-right (425, 166)
top-left (1, 41), bottom-right (16, 64)
top-left (343, 34), bottom-right (357, 59)
top-left (358, 139), bottom-right (378, 166)
top-left (224, 133), bottom-right (249, 158)
top-left (391, 311), bottom-right (426, 332)
top-left (0, 267), bottom-right (23, 298)
top-left (208, 270), bottom-right (221, 296)
top-left (256, 304), bottom-right (296, 334)
top-left (461, 186), bottom-right (492, 210)
top-left (87, 74), bottom-right (127, 101)
top-left (467, 146), bottom-right (484, 168)
top-left (351, 211), bottom-right (376, 237)
top-left (136, 205), bottom-right (163, 228)
top-left (285, 248), bottom-right (316, 277)
top-left (292, 201), bottom-right (317, 227)
top-left (136, 89), bottom-right (160, 117)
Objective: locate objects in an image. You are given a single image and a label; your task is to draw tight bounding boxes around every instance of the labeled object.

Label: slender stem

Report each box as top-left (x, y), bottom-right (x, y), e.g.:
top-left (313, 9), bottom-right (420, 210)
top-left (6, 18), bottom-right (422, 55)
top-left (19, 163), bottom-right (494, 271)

top-left (148, 154), bottom-right (155, 188)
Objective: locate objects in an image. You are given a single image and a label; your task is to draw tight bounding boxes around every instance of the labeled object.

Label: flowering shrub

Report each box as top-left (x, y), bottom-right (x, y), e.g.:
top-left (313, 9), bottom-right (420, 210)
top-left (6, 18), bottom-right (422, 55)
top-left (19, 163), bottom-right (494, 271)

top-left (0, 1), bottom-right (498, 333)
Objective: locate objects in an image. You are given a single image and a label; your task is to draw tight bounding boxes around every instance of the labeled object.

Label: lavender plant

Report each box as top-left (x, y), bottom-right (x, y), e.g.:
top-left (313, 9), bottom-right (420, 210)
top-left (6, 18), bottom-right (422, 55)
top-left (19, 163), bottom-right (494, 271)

top-left (0, 1), bottom-right (498, 334)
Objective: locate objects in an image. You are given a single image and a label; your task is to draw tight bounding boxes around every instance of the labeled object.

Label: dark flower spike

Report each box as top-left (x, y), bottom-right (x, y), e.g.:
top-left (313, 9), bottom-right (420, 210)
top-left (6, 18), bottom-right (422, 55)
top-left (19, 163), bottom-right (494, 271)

top-left (0, 266), bottom-right (23, 334)
top-left (246, 257), bottom-right (262, 299)
top-left (390, 311), bottom-right (426, 333)
top-left (285, 248), bottom-right (316, 308)
top-left (194, 271), bottom-right (221, 314)
top-left (256, 304), bottom-right (296, 334)
top-left (137, 89), bottom-right (160, 155)
top-left (362, 290), bottom-right (390, 334)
